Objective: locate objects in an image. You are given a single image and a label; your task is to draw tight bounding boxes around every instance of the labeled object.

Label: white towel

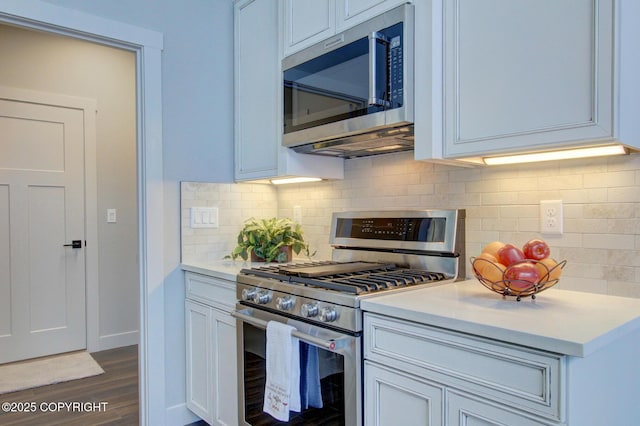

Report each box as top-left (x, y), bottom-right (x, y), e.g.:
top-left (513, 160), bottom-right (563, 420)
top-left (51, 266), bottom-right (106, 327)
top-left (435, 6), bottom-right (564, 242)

top-left (263, 321), bottom-right (301, 421)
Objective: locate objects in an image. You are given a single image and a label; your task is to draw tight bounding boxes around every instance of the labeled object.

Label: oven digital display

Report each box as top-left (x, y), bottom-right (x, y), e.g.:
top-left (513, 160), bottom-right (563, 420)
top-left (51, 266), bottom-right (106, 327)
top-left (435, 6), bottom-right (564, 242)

top-left (335, 217), bottom-right (446, 242)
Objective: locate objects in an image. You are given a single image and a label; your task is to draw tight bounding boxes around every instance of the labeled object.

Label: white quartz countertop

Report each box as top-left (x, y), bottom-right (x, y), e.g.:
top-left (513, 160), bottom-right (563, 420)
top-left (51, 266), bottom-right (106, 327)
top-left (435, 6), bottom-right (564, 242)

top-left (360, 280), bottom-right (640, 357)
top-left (181, 260), bottom-right (259, 281)
top-left (181, 258), bottom-right (311, 281)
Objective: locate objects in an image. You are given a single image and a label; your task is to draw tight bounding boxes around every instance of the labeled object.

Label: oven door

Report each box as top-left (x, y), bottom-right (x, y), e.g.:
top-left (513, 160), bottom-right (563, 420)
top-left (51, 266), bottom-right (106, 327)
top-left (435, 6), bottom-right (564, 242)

top-left (232, 305), bottom-right (361, 426)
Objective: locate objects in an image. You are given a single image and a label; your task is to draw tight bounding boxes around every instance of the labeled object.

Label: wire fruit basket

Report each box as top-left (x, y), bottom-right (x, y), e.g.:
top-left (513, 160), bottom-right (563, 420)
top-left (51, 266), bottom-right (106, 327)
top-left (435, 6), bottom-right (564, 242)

top-left (470, 257), bottom-right (567, 301)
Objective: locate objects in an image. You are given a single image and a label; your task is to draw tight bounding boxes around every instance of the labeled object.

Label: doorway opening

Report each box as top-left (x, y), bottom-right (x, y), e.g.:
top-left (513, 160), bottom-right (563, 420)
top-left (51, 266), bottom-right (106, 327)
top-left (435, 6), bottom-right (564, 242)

top-left (0, 23), bottom-right (139, 362)
top-left (0, 5), bottom-right (164, 424)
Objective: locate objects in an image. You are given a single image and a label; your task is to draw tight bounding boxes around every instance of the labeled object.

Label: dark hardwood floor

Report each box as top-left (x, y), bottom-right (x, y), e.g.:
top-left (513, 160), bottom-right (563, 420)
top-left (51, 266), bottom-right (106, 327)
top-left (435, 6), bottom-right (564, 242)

top-left (0, 345), bottom-right (138, 425)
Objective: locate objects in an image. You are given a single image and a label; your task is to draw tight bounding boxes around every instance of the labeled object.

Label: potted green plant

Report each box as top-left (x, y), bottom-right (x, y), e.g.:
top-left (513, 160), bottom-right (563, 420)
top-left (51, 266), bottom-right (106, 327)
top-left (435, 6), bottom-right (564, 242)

top-left (226, 217), bottom-right (313, 263)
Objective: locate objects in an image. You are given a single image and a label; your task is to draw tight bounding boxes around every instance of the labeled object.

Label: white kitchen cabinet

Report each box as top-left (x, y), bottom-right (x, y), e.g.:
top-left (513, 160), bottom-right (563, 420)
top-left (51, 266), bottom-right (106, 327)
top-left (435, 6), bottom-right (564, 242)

top-left (414, 0), bottom-right (624, 161)
top-left (185, 300), bottom-right (212, 423)
top-left (185, 272), bottom-right (238, 426)
top-left (442, 0), bottom-right (614, 158)
top-left (364, 313), bottom-right (563, 425)
top-left (336, 0), bottom-right (407, 31)
top-left (364, 361), bottom-right (444, 426)
top-left (282, 0), bottom-right (334, 57)
top-left (447, 390), bottom-right (550, 426)
top-left (364, 307), bottom-right (640, 426)
top-left (234, 0), bottom-right (343, 182)
top-left (282, 0), bottom-right (407, 56)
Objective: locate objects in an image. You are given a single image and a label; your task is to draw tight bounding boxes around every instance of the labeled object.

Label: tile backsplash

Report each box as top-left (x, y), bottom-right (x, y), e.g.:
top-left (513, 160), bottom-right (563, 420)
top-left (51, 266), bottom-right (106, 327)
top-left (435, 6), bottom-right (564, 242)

top-left (180, 182), bottom-right (278, 263)
top-left (182, 151), bottom-right (640, 298)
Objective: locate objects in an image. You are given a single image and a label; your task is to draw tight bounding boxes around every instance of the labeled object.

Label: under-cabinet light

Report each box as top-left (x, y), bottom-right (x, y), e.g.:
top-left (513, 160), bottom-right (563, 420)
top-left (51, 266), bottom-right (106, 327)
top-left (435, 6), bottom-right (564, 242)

top-left (483, 145), bottom-right (629, 165)
top-left (366, 144), bottom-right (406, 153)
top-left (270, 177), bottom-right (323, 185)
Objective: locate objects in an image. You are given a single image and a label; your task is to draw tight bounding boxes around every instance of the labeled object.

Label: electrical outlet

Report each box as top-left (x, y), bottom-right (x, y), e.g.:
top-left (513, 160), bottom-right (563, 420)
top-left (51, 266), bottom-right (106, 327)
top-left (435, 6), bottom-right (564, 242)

top-left (540, 200), bottom-right (563, 234)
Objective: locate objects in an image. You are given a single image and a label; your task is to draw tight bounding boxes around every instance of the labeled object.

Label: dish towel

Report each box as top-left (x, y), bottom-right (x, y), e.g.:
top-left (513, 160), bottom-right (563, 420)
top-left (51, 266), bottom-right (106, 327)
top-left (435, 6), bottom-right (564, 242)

top-left (263, 321), bottom-right (301, 421)
top-left (300, 342), bottom-right (323, 409)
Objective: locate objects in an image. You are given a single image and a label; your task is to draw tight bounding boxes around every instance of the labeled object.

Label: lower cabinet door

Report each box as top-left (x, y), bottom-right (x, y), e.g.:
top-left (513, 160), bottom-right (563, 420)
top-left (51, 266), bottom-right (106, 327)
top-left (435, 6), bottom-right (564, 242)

top-left (185, 300), bottom-right (213, 424)
top-left (210, 306), bottom-right (238, 426)
top-left (186, 299), bottom-right (238, 426)
top-left (364, 361), bottom-right (443, 426)
top-left (447, 390), bottom-right (551, 426)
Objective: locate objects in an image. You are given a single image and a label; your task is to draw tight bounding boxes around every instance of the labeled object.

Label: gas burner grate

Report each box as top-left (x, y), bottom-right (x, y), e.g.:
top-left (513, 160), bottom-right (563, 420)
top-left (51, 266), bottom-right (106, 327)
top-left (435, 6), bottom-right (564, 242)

top-left (297, 269), bottom-right (445, 294)
top-left (241, 262), bottom-right (448, 294)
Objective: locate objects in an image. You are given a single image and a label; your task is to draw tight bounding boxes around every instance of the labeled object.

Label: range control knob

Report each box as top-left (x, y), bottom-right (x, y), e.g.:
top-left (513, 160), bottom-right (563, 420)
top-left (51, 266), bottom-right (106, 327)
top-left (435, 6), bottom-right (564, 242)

top-left (276, 296), bottom-right (294, 311)
top-left (252, 290), bottom-right (272, 305)
top-left (241, 288), bottom-right (257, 302)
top-left (300, 303), bottom-right (319, 318)
top-left (319, 307), bottom-right (338, 323)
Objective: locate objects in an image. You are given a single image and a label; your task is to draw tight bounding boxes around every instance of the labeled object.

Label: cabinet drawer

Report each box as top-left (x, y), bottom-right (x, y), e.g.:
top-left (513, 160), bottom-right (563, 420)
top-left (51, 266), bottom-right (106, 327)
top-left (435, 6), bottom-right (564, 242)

top-left (185, 272), bottom-right (236, 311)
top-left (364, 313), bottom-right (565, 422)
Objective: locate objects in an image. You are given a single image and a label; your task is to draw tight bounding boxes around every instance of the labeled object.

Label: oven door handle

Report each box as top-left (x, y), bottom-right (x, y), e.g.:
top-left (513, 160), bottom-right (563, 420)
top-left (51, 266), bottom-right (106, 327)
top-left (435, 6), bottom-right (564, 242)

top-left (231, 310), bottom-right (340, 350)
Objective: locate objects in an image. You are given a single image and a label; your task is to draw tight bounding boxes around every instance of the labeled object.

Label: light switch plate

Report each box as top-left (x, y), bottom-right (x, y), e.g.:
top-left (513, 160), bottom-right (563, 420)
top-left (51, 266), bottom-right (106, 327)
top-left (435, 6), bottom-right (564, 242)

top-left (190, 207), bottom-right (219, 228)
top-left (107, 208), bottom-right (117, 223)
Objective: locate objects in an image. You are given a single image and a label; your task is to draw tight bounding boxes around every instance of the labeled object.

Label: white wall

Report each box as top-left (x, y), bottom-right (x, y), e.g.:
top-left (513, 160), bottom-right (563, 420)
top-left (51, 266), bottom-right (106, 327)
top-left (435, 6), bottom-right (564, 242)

top-left (0, 25), bottom-right (139, 348)
top-left (36, 0), bottom-right (235, 419)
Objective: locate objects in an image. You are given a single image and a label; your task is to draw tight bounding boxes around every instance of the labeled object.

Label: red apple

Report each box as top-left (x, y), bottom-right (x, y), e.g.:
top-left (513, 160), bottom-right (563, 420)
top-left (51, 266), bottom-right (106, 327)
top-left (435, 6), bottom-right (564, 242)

top-left (523, 239), bottom-right (550, 260)
top-left (504, 263), bottom-right (540, 290)
top-left (497, 244), bottom-right (526, 266)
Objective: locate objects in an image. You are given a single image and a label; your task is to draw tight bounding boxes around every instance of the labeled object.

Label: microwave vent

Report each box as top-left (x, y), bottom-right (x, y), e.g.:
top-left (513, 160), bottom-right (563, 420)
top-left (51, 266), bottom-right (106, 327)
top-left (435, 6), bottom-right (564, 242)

top-left (290, 126), bottom-right (414, 158)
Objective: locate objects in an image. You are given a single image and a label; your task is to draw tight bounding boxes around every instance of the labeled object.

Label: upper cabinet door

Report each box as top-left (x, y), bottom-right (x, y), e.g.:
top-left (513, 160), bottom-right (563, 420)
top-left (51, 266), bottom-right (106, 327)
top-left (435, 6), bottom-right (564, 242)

top-left (442, 0), bottom-right (614, 159)
top-left (234, 0), bottom-right (280, 180)
top-left (336, 0), bottom-right (407, 31)
top-left (283, 0), bottom-right (335, 57)
top-left (283, 0), bottom-right (407, 57)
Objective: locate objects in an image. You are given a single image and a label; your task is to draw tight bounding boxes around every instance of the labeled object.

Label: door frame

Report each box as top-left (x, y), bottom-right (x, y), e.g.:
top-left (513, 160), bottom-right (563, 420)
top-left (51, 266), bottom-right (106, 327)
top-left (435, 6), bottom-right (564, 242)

top-left (0, 2), bottom-right (164, 425)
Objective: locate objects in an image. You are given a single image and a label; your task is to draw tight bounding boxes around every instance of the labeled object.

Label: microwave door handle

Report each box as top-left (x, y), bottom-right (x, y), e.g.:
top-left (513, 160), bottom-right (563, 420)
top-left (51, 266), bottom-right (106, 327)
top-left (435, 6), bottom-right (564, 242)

top-left (231, 310), bottom-right (340, 350)
top-left (368, 32), bottom-right (391, 107)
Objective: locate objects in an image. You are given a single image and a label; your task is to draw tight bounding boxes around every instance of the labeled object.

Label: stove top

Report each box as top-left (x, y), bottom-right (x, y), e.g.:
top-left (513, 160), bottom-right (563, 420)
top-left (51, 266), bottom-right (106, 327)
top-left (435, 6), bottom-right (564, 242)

top-left (240, 261), bottom-right (447, 295)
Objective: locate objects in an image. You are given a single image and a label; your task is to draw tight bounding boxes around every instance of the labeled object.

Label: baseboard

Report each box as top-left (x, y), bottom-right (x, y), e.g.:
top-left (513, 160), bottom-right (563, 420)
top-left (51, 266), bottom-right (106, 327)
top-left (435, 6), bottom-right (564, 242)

top-left (94, 330), bottom-right (139, 352)
top-left (166, 402), bottom-right (200, 426)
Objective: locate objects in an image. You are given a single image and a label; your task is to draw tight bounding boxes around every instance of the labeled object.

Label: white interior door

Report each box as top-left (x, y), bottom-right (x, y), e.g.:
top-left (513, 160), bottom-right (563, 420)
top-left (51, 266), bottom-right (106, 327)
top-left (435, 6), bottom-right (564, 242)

top-left (0, 90), bottom-right (87, 364)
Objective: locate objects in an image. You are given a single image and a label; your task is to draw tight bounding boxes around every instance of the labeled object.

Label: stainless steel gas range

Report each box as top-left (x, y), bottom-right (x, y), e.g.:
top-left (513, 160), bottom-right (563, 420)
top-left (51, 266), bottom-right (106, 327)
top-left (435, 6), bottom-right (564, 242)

top-left (232, 209), bottom-right (466, 426)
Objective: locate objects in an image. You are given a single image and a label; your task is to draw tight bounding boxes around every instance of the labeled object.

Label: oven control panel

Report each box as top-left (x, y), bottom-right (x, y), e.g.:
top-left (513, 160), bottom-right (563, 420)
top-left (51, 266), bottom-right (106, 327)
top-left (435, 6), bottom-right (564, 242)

top-left (335, 216), bottom-right (446, 242)
top-left (237, 283), bottom-right (359, 332)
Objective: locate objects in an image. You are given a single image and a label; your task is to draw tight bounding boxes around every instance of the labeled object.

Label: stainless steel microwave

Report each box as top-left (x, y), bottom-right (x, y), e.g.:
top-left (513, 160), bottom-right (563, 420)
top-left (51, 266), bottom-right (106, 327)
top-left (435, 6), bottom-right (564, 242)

top-left (282, 4), bottom-right (414, 158)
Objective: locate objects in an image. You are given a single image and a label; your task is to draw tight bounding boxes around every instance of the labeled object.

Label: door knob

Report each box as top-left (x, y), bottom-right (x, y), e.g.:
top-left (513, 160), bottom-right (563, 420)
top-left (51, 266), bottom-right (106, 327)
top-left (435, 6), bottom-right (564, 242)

top-left (63, 240), bottom-right (82, 249)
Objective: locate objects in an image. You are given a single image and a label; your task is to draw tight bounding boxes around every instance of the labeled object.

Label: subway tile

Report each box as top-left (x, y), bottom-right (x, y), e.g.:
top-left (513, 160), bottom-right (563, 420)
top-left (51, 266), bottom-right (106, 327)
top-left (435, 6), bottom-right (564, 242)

top-left (482, 192), bottom-right (519, 205)
top-left (181, 152), bottom-right (640, 297)
top-left (608, 281), bottom-right (640, 298)
top-left (518, 218), bottom-right (539, 232)
top-left (584, 170), bottom-right (636, 188)
top-left (583, 233), bottom-right (635, 250)
top-left (500, 205), bottom-right (538, 218)
top-left (608, 186), bottom-right (640, 202)
top-left (538, 173), bottom-right (583, 189)
top-left (584, 203), bottom-right (636, 218)
top-left (557, 277), bottom-right (608, 295)
top-left (564, 218), bottom-right (607, 233)
top-left (448, 168), bottom-right (483, 182)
